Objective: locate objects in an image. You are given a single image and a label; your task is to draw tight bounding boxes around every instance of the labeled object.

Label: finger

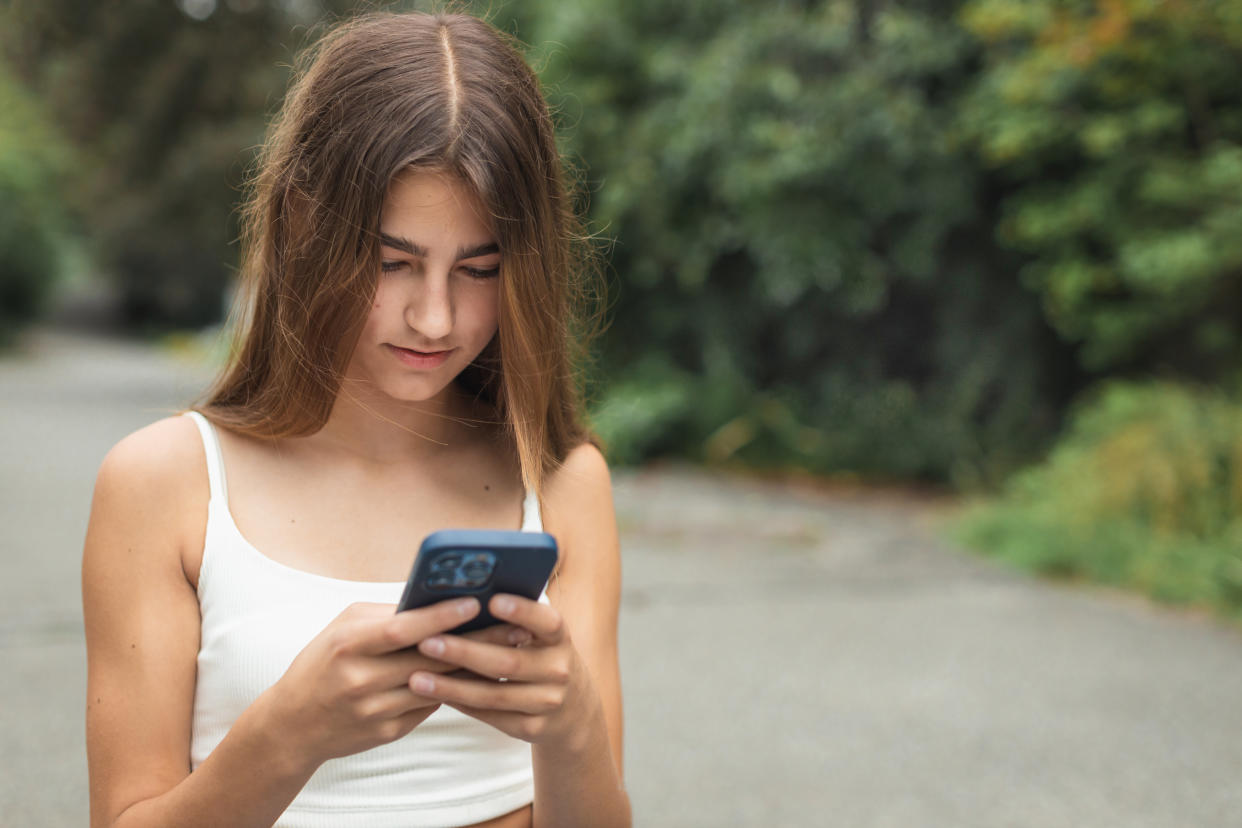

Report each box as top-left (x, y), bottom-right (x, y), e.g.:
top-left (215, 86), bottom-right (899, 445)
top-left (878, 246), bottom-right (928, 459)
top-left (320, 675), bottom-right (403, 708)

top-left (368, 646), bottom-right (473, 689)
top-left (408, 671), bottom-right (562, 715)
top-left (461, 623), bottom-right (533, 648)
top-left (372, 623), bottom-right (528, 685)
top-left (416, 633), bottom-right (549, 683)
top-left (445, 703), bottom-right (547, 743)
top-left (387, 702), bottom-right (443, 741)
top-left (371, 627), bottom-right (531, 689)
top-left (361, 685), bottom-right (442, 719)
top-left (357, 597), bottom-right (480, 655)
top-left (488, 594), bottom-right (565, 645)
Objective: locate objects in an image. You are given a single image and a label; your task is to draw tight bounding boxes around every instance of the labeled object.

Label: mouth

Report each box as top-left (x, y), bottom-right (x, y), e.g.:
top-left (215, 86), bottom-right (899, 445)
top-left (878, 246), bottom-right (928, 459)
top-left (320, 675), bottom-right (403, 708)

top-left (394, 346), bottom-right (450, 356)
top-left (386, 344), bottom-right (454, 368)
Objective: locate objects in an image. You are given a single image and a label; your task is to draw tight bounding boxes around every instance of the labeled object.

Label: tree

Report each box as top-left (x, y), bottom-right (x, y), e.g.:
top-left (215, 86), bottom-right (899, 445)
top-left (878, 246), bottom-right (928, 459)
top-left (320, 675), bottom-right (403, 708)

top-left (959, 0), bottom-right (1242, 382)
top-left (2, 0), bottom-right (358, 327)
top-left (525, 0), bottom-right (1075, 483)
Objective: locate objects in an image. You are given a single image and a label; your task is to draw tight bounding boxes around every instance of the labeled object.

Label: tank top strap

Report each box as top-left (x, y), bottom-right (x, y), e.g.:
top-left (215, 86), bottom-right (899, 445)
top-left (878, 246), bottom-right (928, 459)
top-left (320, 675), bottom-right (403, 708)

top-left (520, 487), bottom-right (543, 533)
top-left (183, 411), bottom-right (229, 502)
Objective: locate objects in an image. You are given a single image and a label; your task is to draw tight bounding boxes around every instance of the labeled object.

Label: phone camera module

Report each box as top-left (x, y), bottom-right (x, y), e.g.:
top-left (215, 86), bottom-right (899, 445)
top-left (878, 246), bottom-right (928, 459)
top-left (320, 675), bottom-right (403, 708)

top-left (424, 550), bottom-right (497, 591)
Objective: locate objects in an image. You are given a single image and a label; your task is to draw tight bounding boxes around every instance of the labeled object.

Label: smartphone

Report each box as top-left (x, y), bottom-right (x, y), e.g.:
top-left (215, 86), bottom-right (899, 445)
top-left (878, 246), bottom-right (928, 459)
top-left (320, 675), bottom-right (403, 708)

top-left (396, 529), bottom-right (558, 634)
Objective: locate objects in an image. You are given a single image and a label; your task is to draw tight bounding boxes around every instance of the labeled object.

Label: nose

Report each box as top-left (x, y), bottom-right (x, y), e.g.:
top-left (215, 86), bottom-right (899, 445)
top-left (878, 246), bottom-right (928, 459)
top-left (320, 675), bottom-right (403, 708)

top-left (404, 270), bottom-right (453, 342)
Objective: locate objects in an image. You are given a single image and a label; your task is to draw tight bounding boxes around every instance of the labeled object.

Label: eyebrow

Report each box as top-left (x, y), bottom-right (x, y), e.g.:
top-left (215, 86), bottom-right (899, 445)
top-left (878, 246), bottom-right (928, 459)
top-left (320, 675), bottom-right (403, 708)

top-left (379, 233), bottom-right (499, 261)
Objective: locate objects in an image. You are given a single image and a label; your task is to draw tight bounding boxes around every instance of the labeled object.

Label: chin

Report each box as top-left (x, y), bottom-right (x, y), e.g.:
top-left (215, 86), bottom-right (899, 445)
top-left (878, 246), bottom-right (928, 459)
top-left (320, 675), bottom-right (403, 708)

top-left (384, 383), bottom-right (453, 405)
top-left (390, 373), bottom-right (464, 404)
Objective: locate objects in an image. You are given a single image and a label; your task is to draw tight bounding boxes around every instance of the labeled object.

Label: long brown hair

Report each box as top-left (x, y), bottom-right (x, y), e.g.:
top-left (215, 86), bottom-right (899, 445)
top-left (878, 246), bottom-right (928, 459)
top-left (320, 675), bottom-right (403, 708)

top-left (199, 11), bottom-right (598, 494)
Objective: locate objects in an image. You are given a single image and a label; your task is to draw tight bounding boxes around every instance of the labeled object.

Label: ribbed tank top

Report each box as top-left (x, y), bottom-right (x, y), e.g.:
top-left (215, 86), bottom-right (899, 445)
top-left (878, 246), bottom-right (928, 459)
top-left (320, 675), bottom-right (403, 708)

top-left (184, 411), bottom-right (541, 827)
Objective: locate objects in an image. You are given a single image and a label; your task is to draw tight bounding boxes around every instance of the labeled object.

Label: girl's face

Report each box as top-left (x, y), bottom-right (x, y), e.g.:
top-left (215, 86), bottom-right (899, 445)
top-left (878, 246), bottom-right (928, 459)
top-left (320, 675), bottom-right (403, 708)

top-left (344, 169), bottom-right (501, 406)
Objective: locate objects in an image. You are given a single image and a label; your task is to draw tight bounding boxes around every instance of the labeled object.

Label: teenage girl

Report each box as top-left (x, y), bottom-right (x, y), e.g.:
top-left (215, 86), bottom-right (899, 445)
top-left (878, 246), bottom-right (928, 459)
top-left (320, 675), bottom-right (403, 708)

top-left (81, 12), bottom-right (628, 828)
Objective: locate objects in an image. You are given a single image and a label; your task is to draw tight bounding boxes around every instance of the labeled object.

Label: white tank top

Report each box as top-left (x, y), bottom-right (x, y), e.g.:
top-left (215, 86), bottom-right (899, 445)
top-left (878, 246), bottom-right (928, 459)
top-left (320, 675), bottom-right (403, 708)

top-left (184, 411), bottom-right (541, 827)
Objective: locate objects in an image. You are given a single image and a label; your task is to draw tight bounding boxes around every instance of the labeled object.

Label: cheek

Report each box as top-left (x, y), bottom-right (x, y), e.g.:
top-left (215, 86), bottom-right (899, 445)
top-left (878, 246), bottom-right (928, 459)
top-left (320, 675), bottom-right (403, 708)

top-left (363, 302), bottom-right (382, 327)
top-left (471, 286), bottom-right (501, 334)
top-left (364, 281), bottom-right (398, 327)
top-left (482, 299), bottom-right (501, 338)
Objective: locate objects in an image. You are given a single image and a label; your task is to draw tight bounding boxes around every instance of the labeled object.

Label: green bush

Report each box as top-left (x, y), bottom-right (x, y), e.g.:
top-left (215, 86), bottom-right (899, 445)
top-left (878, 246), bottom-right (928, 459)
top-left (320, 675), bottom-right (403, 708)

top-left (960, 0), bottom-right (1242, 377)
top-left (2, 0), bottom-right (318, 328)
top-left (528, 0), bottom-right (1073, 485)
top-left (957, 382), bottom-right (1242, 618)
top-left (8, 0), bottom-right (1241, 495)
top-left (0, 59), bottom-right (68, 343)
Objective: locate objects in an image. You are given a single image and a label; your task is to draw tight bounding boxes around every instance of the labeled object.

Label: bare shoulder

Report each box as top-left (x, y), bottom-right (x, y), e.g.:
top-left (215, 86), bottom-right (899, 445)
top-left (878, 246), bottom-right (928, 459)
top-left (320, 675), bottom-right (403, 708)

top-left (544, 441), bottom-right (613, 510)
top-left (542, 441), bottom-right (617, 576)
top-left (98, 413), bottom-right (204, 484)
top-left (89, 414), bottom-right (208, 581)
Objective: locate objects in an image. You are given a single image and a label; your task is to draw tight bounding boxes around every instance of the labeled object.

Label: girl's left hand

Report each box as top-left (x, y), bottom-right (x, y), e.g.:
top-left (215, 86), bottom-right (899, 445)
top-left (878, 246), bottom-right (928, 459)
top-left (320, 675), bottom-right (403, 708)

top-left (408, 594), bottom-right (594, 746)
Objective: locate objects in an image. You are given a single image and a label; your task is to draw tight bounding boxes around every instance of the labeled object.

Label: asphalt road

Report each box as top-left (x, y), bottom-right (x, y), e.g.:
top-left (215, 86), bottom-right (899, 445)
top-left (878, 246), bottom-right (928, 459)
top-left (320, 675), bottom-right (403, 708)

top-left (3, 328), bottom-right (1242, 827)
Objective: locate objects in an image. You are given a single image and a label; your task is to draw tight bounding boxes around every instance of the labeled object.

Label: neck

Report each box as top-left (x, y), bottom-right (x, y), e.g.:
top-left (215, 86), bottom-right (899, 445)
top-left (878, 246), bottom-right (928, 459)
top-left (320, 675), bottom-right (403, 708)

top-left (311, 380), bottom-right (493, 465)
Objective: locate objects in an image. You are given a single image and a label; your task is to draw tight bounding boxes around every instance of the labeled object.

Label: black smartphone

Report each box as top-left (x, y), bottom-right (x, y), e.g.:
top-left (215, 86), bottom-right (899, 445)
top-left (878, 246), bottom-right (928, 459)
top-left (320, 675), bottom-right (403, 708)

top-left (396, 529), bottom-right (558, 634)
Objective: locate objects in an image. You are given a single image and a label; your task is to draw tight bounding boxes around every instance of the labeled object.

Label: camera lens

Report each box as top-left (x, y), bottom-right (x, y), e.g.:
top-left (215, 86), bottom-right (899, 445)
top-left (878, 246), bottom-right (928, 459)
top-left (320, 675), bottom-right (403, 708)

top-left (463, 558), bottom-right (491, 575)
top-left (460, 552), bottom-right (494, 587)
top-left (427, 572), bottom-right (454, 590)
top-left (431, 554), bottom-right (461, 571)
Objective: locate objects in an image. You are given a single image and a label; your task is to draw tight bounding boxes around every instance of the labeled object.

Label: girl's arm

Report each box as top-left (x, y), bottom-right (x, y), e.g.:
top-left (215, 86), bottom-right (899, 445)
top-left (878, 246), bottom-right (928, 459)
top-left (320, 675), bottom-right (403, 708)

top-left (83, 420), bottom-right (312, 828)
top-left (533, 443), bottom-right (628, 826)
top-left (83, 418), bottom-right (490, 828)
top-left (407, 443), bottom-right (631, 827)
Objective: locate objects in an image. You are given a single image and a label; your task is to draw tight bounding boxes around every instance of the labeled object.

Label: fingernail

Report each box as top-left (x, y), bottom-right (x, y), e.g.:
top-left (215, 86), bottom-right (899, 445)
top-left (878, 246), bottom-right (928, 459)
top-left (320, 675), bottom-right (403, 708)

top-left (411, 674), bottom-right (434, 693)
top-left (508, 628), bottom-right (531, 646)
top-left (457, 598), bottom-right (479, 617)
top-left (421, 637), bottom-right (445, 656)
top-left (493, 595), bottom-right (515, 616)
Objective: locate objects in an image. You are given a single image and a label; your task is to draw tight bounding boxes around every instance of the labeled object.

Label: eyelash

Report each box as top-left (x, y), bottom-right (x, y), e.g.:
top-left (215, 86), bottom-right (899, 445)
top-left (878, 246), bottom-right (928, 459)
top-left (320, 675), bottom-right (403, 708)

top-left (380, 262), bottom-right (500, 280)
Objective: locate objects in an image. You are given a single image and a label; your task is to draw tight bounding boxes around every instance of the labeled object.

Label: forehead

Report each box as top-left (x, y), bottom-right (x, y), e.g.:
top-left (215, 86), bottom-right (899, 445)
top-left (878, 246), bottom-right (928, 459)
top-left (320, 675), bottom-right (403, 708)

top-left (380, 169), bottom-right (494, 241)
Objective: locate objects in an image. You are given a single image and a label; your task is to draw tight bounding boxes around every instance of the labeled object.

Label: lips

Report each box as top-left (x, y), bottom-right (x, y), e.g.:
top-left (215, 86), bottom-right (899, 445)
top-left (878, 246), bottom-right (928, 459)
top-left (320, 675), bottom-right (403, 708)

top-left (386, 344), bottom-right (453, 368)
top-left (395, 346), bottom-right (449, 356)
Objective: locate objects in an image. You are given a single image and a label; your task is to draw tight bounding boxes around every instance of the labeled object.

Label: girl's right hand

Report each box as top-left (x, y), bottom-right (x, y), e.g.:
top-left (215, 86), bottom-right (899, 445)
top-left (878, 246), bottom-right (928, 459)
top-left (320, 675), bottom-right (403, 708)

top-left (256, 597), bottom-right (494, 768)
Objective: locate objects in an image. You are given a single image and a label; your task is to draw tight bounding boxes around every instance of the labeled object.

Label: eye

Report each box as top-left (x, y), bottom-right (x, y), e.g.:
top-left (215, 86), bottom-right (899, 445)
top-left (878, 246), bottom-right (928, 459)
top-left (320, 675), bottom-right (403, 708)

top-left (462, 265), bottom-right (500, 279)
top-left (381, 260), bottom-right (407, 273)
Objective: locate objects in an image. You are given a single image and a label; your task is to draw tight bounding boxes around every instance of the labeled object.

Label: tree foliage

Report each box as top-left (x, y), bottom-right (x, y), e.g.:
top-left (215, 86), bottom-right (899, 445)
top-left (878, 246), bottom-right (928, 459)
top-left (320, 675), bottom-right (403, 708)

top-left (4, 0), bottom-right (1240, 488)
top-left (521, 0), bottom-right (1076, 484)
top-left (0, 52), bottom-right (69, 341)
top-left (2, 0), bottom-right (355, 327)
top-left (960, 0), bottom-right (1242, 377)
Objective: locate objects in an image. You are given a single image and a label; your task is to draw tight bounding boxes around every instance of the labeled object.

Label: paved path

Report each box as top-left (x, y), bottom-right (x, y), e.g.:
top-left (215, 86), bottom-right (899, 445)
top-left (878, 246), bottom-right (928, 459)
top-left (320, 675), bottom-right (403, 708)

top-left (3, 328), bottom-right (1242, 827)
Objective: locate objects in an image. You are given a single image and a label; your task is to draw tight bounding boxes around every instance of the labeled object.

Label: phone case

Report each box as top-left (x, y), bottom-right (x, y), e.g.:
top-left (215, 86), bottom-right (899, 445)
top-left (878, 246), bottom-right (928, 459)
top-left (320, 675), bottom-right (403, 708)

top-left (396, 529), bottom-right (559, 633)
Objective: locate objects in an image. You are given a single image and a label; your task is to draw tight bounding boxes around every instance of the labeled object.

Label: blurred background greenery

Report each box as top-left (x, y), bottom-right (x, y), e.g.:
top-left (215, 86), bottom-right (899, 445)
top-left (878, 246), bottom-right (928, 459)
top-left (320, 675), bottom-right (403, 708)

top-left (2, 0), bottom-right (1240, 617)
